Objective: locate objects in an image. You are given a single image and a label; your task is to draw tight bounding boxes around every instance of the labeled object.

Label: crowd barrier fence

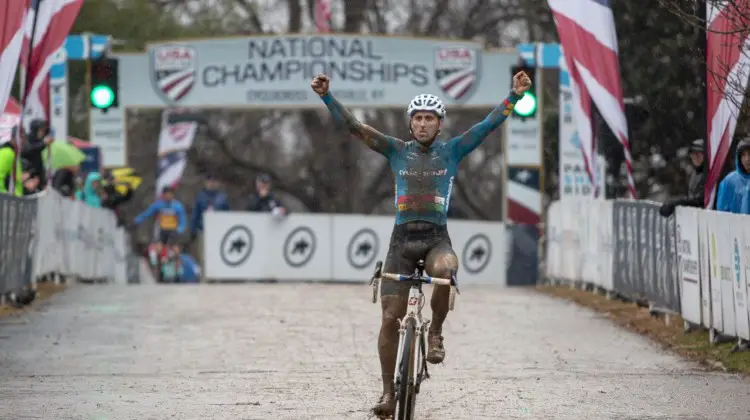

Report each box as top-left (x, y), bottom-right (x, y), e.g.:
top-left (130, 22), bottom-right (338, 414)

top-left (204, 212), bottom-right (540, 285)
top-left (0, 189), bottom-right (139, 302)
top-left (546, 198), bottom-right (750, 344)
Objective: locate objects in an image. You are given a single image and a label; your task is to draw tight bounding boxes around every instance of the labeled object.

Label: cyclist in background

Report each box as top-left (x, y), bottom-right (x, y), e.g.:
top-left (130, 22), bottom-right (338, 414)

top-left (312, 70), bottom-right (531, 417)
top-left (134, 186), bottom-right (187, 278)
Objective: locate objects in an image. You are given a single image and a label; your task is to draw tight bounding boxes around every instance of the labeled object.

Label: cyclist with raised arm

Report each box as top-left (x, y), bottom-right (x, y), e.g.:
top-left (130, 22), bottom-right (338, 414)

top-left (312, 70), bottom-right (531, 417)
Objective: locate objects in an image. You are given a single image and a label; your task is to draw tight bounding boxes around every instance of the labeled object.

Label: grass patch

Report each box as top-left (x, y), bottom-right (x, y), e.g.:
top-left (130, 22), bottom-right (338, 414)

top-left (0, 282), bottom-right (67, 318)
top-left (537, 284), bottom-right (750, 375)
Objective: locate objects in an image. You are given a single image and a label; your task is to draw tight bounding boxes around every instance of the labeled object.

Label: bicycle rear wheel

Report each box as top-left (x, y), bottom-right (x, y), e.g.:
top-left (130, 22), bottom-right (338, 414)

top-left (397, 319), bottom-right (417, 420)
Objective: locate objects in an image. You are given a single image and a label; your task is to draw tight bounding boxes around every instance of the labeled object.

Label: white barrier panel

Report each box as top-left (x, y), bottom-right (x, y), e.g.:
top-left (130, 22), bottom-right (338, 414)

top-left (698, 210), bottom-right (713, 329)
top-left (204, 211), bottom-right (273, 280)
top-left (545, 201), bottom-right (562, 280)
top-left (205, 212), bottom-right (507, 284)
top-left (675, 206), bottom-right (702, 326)
top-left (33, 189), bottom-right (120, 281)
top-left (559, 199), bottom-right (582, 282)
top-left (731, 213), bottom-right (750, 340)
top-left (706, 211), bottom-right (727, 333)
top-left (269, 213), bottom-right (334, 281)
top-left (598, 200), bottom-right (614, 291)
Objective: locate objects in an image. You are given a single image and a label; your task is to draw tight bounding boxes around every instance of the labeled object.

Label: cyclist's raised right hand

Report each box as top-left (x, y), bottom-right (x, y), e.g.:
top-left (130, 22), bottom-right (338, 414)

top-left (311, 73), bottom-right (330, 96)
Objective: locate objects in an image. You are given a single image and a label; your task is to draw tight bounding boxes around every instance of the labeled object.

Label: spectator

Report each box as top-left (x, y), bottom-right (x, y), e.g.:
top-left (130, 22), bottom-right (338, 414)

top-left (659, 139), bottom-right (707, 217)
top-left (21, 159), bottom-right (41, 195)
top-left (246, 173), bottom-right (287, 216)
top-left (100, 179), bottom-right (133, 226)
top-left (21, 119), bottom-right (53, 188)
top-left (51, 166), bottom-right (78, 197)
top-left (190, 174), bottom-right (230, 273)
top-left (75, 171), bottom-right (103, 208)
top-left (0, 134), bottom-right (22, 196)
top-left (717, 137), bottom-right (750, 214)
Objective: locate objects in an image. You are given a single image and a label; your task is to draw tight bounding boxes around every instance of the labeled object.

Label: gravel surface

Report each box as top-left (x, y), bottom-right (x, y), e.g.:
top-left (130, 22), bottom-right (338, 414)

top-left (0, 283), bottom-right (749, 419)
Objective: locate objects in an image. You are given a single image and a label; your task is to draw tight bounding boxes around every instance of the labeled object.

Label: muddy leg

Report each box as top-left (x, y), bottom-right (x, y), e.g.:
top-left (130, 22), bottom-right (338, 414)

top-left (424, 246), bottom-right (458, 364)
top-left (372, 280), bottom-right (409, 417)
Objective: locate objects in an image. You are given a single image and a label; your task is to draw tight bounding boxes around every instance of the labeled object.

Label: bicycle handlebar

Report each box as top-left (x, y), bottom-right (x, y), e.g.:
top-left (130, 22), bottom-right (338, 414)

top-left (381, 272), bottom-right (454, 287)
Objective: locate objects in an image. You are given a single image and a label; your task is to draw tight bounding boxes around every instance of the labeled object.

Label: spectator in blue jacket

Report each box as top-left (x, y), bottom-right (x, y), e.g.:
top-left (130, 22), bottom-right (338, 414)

top-left (190, 174), bottom-right (229, 278)
top-left (75, 171), bottom-right (103, 208)
top-left (717, 138), bottom-right (750, 214)
top-left (190, 174), bottom-right (230, 237)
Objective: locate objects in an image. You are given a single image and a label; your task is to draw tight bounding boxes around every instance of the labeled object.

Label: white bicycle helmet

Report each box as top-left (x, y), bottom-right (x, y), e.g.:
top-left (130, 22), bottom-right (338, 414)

top-left (407, 94), bottom-right (446, 119)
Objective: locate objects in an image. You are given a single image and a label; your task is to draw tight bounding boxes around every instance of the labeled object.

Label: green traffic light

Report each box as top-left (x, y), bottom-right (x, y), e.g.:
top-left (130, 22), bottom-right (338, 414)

top-left (91, 85), bottom-right (115, 108)
top-left (513, 92), bottom-right (537, 117)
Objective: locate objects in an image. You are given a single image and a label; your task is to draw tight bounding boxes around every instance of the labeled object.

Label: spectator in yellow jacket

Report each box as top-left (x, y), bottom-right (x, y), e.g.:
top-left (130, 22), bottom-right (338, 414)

top-left (0, 140), bottom-right (23, 196)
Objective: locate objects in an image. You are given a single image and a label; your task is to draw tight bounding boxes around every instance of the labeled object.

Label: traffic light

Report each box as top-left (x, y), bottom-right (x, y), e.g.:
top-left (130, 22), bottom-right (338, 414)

top-left (90, 57), bottom-right (119, 111)
top-left (510, 64), bottom-right (537, 119)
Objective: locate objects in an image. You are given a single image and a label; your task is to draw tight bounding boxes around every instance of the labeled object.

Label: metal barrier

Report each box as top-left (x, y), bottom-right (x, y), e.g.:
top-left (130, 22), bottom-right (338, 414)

top-left (0, 189), bottom-right (139, 305)
top-left (546, 197), bottom-right (750, 346)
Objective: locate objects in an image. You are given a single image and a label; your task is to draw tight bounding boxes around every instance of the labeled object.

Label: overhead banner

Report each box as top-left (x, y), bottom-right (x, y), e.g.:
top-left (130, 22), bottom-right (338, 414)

top-left (121, 35), bottom-right (516, 108)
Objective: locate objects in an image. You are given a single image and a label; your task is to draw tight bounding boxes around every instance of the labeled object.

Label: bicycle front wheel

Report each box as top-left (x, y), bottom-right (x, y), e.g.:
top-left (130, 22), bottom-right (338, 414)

top-left (397, 318), bottom-right (417, 420)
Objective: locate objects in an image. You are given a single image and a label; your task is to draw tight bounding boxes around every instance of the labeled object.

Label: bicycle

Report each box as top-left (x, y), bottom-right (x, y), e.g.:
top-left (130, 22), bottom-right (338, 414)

top-left (369, 259), bottom-right (460, 420)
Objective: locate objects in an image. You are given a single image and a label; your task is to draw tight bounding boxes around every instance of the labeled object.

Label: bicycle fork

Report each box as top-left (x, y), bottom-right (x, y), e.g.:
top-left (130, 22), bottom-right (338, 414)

top-left (393, 316), bottom-right (431, 391)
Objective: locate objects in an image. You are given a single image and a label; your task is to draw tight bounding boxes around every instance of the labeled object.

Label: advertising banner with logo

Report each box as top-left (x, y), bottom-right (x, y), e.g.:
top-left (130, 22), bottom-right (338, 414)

top-left (706, 210), bottom-right (735, 335)
top-left (559, 74), bottom-right (605, 198)
top-left (270, 214), bottom-right (333, 281)
top-left (448, 219), bottom-right (507, 285)
top-left (702, 211), bottom-right (720, 329)
top-left (204, 211), bottom-right (272, 280)
top-left (332, 214), bottom-right (393, 282)
top-left (611, 200), bottom-right (679, 312)
top-left (675, 206), bottom-right (702, 326)
top-left (127, 36), bottom-right (515, 108)
top-left (204, 212), bottom-right (511, 285)
top-left (740, 217), bottom-right (750, 340)
top-left (718, 212), bottom-right (738, 336)
top-left (698, 210), bottom-right (713, 328)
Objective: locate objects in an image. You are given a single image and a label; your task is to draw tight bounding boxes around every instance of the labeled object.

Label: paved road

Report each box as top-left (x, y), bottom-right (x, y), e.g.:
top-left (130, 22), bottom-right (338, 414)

top-left (0, 284), bottom-right (748, 420)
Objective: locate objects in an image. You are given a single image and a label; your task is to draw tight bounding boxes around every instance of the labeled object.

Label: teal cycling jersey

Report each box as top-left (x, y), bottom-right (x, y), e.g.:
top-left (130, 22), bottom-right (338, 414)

top-left (321, 91), bottom-right (522, 225)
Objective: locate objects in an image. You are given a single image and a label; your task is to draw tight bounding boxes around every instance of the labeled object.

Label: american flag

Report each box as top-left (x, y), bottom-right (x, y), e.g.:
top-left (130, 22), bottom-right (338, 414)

top-left (704, 1), bottom-right (750, 208)
top-left (315, 0), bottom-right (331, 33)
top-left (19, 0), bottom-right (83, 131)
top-left (0, 0), bottom-right (29, 134)
top-left (548, 0), bottom-right (636, 198)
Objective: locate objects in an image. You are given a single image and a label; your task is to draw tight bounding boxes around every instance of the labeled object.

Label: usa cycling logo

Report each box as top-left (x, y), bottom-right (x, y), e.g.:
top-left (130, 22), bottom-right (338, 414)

top-left (150, 44), bottom-right (197, 103)
top-left (434, 46), bottom-right (481, 102)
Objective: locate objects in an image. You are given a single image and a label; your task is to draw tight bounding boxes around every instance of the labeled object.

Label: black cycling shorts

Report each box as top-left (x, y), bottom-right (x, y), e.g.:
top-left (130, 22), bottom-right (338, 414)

top-left (381, 221), bottom-right (455, 296)
top-left (158, 229), bottom-right (178, 245)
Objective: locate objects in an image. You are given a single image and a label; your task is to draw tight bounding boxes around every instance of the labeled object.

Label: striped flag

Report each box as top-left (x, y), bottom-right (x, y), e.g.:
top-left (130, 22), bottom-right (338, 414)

top-left (0, 0), bottom-right (30, 136)
top-left (704, 1), bottom-right (750, 208)
top-left (315, 0), bottom-right (331, 33)
top-left (548, 0), bottom-right (636, 198)
top-left (19, 0), bottom-right (83, 131)
top-left (155, 109), bottom-right (200, 197)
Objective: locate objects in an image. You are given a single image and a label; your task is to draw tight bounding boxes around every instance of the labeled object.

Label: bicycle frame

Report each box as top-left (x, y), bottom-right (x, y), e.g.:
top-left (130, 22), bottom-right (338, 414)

top-left (394, 281), bottom-right (428, 392)
top-left (369, 260), bottom-right (459, 400)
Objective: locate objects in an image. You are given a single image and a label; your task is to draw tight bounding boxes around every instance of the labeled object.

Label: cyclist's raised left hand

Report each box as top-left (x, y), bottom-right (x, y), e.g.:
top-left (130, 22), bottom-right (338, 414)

top-left (512, 71), bottom-right (532, 95)
top-left (311, 73), bottom-right (330, 96)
